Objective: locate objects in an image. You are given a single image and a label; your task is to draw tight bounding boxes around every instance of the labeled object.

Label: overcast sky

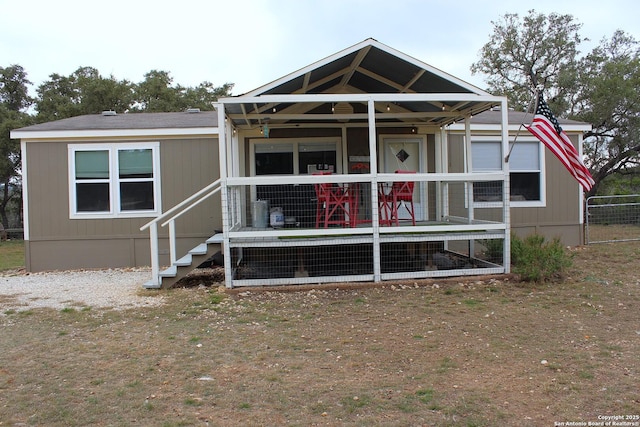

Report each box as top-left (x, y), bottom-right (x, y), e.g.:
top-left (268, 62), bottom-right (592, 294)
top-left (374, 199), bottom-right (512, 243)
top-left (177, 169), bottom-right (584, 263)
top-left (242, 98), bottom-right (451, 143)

top-left (2, 0), bottom-right (639, 96)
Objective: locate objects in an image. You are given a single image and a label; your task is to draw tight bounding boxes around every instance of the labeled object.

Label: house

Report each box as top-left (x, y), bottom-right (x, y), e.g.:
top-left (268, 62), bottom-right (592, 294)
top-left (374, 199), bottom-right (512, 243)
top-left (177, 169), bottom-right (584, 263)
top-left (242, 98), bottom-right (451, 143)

top-left (11, 39), bottom-right (590, 288)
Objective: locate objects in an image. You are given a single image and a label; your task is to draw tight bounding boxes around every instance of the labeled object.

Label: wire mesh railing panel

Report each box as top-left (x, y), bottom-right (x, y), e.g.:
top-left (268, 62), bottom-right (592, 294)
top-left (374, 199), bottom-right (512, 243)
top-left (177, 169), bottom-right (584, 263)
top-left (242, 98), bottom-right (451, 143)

top-left (381, 238), bottom-right (504, 271)
top-left (231, 242), bottom-right (374, 285)
top-left (586, 195), bottom-right (640, 244)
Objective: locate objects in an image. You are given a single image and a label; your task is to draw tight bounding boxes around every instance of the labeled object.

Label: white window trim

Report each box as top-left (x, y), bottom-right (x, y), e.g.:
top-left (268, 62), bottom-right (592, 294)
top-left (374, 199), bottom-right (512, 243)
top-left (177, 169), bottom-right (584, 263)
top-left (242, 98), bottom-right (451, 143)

top-left (68, 142), bottom-right (161, 219)
top-left (471, 136), bottom-right (546, 208)
top-left (249, 137), bottom-right (343, 176)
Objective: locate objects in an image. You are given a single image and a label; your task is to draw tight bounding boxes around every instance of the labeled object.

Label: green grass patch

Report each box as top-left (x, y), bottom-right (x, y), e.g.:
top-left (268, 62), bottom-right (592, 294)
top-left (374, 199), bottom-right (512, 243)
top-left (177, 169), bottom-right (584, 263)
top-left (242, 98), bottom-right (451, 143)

top-left (0, 240), bottom-right (24, 271)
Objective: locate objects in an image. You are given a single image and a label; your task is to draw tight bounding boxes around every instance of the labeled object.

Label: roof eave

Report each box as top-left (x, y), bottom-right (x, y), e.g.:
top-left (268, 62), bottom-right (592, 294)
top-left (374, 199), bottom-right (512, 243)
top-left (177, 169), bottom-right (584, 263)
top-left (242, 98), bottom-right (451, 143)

top-left (11, 127), bottom-right (219, 140)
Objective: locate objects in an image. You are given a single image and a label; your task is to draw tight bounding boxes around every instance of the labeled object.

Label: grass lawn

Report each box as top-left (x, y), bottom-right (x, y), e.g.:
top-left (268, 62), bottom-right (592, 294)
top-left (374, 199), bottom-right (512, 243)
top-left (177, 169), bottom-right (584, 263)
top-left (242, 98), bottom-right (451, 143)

top-left (0, 240), bottom-right (24, 271)
top-left (0, 242), bottom-right (638, 426)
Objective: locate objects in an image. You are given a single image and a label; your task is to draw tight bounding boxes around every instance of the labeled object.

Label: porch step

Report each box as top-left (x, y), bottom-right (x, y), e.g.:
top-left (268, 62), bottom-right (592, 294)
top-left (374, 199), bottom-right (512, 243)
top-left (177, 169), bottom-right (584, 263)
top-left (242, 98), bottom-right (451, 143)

top-left (189, 243), bottom-right (208, 255)
top-left (160, 265), bottom-right (177, 278)
top-left (143, 280), bottom-right (162, 289)
top-left (144, 233), bottom-right (223, 289)
top-left (175, 254), bottom-right (193, 267)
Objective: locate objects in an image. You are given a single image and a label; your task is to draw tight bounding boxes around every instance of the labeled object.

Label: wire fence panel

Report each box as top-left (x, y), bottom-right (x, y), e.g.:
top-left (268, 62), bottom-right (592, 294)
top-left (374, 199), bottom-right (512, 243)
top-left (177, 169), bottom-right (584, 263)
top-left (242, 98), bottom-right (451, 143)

top-left (586, 195), bottom-right (640, 244)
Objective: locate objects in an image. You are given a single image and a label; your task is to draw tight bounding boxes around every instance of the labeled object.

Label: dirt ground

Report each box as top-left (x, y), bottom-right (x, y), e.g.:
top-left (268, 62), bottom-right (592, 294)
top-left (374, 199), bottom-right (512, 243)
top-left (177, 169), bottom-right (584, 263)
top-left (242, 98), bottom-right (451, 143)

top-left (0, 242), bottom-right (639, 426)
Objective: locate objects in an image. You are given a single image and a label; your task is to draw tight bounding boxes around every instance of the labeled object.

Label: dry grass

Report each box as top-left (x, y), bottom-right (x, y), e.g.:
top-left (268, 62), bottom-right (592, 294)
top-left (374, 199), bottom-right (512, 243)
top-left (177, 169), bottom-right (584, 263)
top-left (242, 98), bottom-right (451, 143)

top-left (1, 242), bottom-right (639, 426)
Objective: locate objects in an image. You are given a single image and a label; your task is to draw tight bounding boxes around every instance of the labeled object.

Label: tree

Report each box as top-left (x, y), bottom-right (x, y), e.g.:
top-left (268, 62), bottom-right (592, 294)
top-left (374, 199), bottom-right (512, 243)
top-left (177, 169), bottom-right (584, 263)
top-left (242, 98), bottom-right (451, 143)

top-left (132, 70), bottom-right (181, 112)
top-left (471, 10), bottom-right (584, 114)
top-left (35, 67), bottom-right (134, 122)
top-left (573, 31), bottom-right (640, 195)
top-left (1, 65), bottom-right (33, 112)
top-left (183, 81), bottom-right (234, 111)
top-left (132, 70), bottom-right (233, 112)
top-left (0, 65), bottom-right (32, 228)
top-left (471, 11), bottom-right (640, 196)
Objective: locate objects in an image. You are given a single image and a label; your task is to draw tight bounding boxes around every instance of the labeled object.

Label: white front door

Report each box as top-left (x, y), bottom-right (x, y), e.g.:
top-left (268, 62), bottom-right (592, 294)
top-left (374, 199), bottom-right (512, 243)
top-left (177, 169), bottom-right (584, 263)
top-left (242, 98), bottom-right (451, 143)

top-left (381, 137), bottom-right (425, 221)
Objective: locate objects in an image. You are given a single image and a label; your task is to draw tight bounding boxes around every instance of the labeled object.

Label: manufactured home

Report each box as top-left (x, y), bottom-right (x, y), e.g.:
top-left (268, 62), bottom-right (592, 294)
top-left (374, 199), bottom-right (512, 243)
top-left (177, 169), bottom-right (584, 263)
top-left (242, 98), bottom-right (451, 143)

top-left (11, 39), bottom-right (590, 288)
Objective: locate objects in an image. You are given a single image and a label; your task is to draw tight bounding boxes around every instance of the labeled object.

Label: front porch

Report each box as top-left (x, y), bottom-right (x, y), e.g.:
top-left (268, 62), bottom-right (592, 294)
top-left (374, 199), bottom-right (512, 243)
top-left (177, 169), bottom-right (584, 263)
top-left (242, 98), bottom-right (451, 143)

top-left (142, 39), bottom-right (513, 289)
top-left (223, 172), bottom-right (508, 287)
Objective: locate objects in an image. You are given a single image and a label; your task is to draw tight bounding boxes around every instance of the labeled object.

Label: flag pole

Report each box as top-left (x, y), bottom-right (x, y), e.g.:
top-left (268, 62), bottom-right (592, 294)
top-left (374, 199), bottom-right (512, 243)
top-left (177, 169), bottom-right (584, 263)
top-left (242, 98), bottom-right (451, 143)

top-left (504, 89), bottom-right (539, 162)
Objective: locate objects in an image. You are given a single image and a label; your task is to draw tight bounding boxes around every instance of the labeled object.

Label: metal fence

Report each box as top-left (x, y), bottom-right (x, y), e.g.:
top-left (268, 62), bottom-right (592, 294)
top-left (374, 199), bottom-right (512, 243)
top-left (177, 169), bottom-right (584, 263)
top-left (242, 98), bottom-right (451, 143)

top-left (586, 194), bottom-right (640, 244)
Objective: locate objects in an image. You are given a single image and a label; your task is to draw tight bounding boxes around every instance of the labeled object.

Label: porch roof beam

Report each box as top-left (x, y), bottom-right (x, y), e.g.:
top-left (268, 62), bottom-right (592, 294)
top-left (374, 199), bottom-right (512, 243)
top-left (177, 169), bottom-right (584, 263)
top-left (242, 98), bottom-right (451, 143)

top-left (220, 93), bottom-right (502, 104)
top-left (402, 69), bottom-right (425, 92)
top-left (339, 45), bottom-right (371, 89)
top-left (240, 104), bottom-right (250, 127)
top-left (227, 111), bottom-right (466, 121)
top-left (354, 67), bottom-right (453, 112)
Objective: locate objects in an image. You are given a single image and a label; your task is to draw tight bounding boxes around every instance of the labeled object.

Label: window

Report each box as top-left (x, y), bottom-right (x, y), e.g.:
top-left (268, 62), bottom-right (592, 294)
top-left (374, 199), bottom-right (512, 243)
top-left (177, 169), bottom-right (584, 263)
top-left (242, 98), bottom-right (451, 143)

top-left (69, 143), bottom-right (160, 218)
top-left (471, 138), bottom-right (544, 207)
top-left (250, 138), bottom-right (341, 175)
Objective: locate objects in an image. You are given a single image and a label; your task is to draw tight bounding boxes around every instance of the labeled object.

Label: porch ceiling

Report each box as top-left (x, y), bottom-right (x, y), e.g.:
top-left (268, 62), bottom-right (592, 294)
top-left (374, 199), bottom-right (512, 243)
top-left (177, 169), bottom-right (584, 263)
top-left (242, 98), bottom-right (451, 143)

top-left (220, 39), bottom-right (500, 129)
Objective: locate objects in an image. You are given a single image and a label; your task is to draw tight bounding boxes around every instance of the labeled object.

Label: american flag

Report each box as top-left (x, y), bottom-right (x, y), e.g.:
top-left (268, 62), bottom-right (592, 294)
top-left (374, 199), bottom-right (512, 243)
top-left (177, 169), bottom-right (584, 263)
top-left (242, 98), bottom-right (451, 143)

top-left (525, 93), bottom-right (595, 192)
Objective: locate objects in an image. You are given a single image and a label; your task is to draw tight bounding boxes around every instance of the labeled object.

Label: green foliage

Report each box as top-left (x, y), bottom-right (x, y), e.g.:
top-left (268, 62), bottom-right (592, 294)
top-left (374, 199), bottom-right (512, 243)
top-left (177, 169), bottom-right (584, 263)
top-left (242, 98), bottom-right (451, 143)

top-left (473, 11), bottom-right (640, 196)
top-left (511, 234), bottom-right (573, 283)
top-left (574, 31), bottom-right (640, 195)
top-left (471, 10), bottom-right (584, 113)
top-left (34, 67), bottom-right (234, 120)
top-left (1, 66), bottom-right (32, 228)
top-left (479, 238), bottom-right (504, 264)
top-left (35, 67), bottom-right (134, 122)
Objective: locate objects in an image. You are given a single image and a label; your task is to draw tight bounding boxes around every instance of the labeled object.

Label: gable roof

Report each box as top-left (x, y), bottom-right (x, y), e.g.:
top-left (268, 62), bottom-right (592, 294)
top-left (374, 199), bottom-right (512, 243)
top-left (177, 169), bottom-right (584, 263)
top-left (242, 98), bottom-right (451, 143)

top-left (221, 38), bottom-right (499, 128)
top-left (11, 110), bottom-right (219, 139)
top-left (243, 38), bottom-right (490, 98)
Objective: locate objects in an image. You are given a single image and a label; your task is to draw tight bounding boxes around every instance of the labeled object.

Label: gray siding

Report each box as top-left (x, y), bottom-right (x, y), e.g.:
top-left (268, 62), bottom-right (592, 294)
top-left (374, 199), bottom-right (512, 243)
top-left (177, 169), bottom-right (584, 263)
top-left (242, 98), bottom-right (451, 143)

top-left (25, 137), bottom-right (220, 272)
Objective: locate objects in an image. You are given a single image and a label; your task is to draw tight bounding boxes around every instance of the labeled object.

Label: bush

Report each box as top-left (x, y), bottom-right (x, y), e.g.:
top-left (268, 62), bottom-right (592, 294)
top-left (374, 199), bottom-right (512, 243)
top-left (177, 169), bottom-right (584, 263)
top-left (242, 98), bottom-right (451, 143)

top-left (510, 234), bottom-right (573, 283)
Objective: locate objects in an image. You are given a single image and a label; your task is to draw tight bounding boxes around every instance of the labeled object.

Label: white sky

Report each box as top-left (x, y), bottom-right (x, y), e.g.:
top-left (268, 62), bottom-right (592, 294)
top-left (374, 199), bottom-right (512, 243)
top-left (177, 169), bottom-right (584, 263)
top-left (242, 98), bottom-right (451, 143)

top-left (2, 0), bottom-right (639, 96)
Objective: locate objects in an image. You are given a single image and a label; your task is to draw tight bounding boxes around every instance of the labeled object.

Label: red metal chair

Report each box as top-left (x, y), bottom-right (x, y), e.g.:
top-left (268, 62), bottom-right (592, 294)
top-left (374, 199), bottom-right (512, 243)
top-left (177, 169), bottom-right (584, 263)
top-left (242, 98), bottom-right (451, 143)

top-left (313, 172), bottom-right (354, 228)
top-left (378, 182), bottom-right (393, 226)
top-left (389, 170), bottom-right (416, 226)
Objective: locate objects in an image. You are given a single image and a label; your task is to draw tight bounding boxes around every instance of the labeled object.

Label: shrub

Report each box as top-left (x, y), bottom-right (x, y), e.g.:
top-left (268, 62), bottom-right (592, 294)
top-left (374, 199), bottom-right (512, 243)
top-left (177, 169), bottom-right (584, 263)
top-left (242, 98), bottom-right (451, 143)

top-left (511, 234), bottom-right (573, 283)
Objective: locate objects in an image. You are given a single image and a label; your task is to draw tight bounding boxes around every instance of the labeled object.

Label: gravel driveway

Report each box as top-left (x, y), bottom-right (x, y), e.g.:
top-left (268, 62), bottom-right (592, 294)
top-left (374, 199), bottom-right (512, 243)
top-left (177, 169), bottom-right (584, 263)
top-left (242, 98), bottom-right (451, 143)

top-left (0, 268), bottom-right (165, 311)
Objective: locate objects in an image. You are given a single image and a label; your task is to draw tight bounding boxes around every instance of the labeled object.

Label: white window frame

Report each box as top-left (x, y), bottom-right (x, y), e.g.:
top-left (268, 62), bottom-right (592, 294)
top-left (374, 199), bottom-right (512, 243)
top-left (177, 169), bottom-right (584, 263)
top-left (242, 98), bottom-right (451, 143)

top-left (249, 137), bottom-right (343, 176)
top-left (472, 136), bottom-right (545, 208)
top-left (68, 142), bottom-right (161, 219)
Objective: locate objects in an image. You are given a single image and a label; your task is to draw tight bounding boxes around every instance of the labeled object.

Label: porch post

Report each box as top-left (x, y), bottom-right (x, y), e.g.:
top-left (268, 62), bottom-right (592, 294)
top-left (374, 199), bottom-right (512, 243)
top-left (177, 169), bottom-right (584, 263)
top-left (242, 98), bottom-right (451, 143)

top-left (464, 116), bottom-right (474, 224)
top-left (216, 103), bottom-right (233, 288)
top-left (500, 99), bottom-right (511, 273)
top-left (368, 98), bottom-right (381, 282)
top-left (436, 127), bottom-right (446, 221)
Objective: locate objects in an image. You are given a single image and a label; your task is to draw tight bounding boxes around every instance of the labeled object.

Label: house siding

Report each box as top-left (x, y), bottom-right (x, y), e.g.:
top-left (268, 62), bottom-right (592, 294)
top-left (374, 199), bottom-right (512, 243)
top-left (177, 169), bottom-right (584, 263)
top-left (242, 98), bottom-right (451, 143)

top-left (510, 133), bottom-right (584, 245)
top-left (24, 137), bottom-right (220, 272)
top-left (447, 133), bottom-right (584, 246)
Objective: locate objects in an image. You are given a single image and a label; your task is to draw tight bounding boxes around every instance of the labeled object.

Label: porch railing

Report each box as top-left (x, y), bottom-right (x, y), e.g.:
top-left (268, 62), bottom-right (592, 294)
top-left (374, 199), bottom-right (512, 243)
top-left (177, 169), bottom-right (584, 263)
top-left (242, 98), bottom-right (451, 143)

top-left (140, 178), bottom-right (222, 287)
top-left (223, 172), bottom-right (509, 286)
top-left (224, 172), bottom-right (508, 235)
